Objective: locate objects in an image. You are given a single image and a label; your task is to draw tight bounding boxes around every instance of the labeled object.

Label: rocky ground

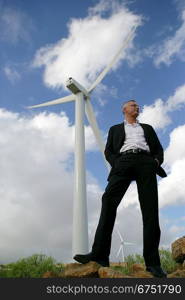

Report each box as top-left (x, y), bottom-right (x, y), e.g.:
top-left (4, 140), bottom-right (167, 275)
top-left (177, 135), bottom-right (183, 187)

top-left (42, 261), bottom-right (185, 278)
top-left (43, 236), bottom-right (185, 278)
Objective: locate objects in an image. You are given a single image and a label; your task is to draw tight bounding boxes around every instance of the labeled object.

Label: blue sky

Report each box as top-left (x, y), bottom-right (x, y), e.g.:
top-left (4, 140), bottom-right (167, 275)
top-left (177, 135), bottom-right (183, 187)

top-left (0, 0), bottom-right (185, 263)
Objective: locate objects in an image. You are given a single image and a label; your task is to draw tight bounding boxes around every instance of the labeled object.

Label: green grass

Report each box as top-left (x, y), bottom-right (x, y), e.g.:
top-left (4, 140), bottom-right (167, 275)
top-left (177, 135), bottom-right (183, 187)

top-left (159, 248), bottom-right (178, 273)
top-left (111, 253), bottom-right (145, 275)
top-left (0, 254), bottom-right (64, 278)
top-left (111, 249), bottom-right (178, 275)
top-left (0, 249), bottom-right (179, 277)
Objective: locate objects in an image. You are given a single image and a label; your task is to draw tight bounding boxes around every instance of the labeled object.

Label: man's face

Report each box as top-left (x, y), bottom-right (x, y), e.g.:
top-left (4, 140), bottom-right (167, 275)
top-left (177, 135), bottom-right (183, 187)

top-left (123, 101), bottom-right (139, 118)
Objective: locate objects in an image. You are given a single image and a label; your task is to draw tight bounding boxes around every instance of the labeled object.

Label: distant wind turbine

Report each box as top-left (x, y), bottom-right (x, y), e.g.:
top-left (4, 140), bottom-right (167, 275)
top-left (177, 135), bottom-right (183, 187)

top-left (27, 25), bottom-right (137, 257)
top-left (116, 229), bottom-right (135, 262)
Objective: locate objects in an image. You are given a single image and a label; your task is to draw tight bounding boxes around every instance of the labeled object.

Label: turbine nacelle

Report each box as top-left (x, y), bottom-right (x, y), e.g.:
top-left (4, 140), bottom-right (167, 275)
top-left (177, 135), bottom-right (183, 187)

top-left (66, 77), bottom-right (89, 98)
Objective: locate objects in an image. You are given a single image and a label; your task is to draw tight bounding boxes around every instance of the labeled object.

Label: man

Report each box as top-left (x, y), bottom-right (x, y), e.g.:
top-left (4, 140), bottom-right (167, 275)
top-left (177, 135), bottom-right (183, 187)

top-left (74, 100), bottom-right (167, 278)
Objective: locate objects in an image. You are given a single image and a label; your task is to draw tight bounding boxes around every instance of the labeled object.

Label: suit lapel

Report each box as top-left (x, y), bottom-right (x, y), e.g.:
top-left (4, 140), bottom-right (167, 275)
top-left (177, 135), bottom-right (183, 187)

top-left (140, 123), bottom-right (150, 145)
top-left (118, 122), bottom-right (125, 150)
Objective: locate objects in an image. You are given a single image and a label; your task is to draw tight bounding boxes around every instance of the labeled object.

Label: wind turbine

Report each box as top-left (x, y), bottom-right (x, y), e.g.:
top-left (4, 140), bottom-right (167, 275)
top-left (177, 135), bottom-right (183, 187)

top-left (116, 229), bottom-right (135, 262)
top-left (27, 26), bottom-right (136, 257)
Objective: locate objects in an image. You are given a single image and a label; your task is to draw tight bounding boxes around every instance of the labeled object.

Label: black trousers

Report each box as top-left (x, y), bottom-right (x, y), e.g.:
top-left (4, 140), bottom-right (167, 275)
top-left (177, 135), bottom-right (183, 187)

top-left (91, 153), bottom-right (161, 267)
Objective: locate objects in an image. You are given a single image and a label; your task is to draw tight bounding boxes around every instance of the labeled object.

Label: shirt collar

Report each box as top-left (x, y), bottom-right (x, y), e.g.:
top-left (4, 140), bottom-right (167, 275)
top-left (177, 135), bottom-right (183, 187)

top-left (124, 119), bottom-right (139, 126)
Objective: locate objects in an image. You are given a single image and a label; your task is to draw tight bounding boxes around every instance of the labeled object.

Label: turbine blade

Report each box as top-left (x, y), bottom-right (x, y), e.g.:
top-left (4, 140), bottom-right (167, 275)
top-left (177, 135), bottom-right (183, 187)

top-left (117, 228), bottom-right (123, 242)
top-left (27, 94), bottom-right (75, 109)
top-left (88, 25), bottom-right (137, 93)
top-left (85, 98), bottom-right (110, 171)
top-left (124, 242), bottom-right (135, 245)
top-left (116, 245), bottom-right (122, 257)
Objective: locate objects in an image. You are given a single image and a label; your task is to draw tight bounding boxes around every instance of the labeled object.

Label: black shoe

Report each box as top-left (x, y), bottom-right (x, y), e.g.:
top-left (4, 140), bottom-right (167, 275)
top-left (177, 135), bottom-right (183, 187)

top-left (73, 252), bottom-right (109, 267)
top-left (146, 266), bottom-right (167, 278)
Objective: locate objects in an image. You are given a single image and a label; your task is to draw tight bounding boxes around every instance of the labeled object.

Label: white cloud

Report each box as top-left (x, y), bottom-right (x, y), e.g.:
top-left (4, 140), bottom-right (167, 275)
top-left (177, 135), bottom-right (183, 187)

top-left (138, 83), bottom-right (185, 129)
top-left (155, 124), bottom-right (185, 209)
top-left (138, 98), bottom-right (171, 130)
top-left (3, 66), bottom-right (21, 83)
top-left (0, 6), bottom-right (34, 44)
top-left (0, 108), bottom-right (101, 263)
top-left (165, 124), bottom-right (185, 165)
top-left (167, 83), bottom-right (185, 111)
top-left (154, 9), bottom-right (185, 66)
top-left (33, 2), bottom-right (141, 91)
top-left (159, 160), bottom-right (185, 208)
top-left (88, 0), bottom-right (110, 15)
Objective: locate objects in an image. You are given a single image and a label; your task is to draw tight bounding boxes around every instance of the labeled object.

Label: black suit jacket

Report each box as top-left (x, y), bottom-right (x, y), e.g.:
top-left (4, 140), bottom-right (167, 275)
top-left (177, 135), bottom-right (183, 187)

top-left (104, 122), bottom-right (167, 180)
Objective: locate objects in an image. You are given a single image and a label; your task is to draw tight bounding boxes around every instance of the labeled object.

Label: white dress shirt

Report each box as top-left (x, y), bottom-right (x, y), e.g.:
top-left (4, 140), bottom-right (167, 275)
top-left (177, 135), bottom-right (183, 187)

top-left (120, 120), bottom-right (150, 153)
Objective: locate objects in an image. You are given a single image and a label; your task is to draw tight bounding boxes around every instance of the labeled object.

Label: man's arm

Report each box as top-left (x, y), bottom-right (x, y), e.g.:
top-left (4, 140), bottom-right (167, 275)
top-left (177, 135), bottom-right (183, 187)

top-left (150, 126), bottom-right (164, 165)
top-left (104, 127), bottom-right (119, 167)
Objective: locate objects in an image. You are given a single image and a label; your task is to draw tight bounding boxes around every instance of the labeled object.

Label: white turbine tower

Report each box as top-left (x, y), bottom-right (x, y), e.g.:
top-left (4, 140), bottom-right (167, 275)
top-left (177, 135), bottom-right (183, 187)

top-left (27, 26), bottom-right (136, 257)
top-left (116, 229), bottom-right (135, 262)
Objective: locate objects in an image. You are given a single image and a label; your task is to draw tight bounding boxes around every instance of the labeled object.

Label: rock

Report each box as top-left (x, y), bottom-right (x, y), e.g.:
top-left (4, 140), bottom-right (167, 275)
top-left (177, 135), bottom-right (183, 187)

top-left (174, 263), bottom-right (183, 270)
top-left (130, 263), bottom-right (145, 272)
top-left (59, 261), bottom-right (100, 278)
top-left (172, 236), bottom-right (185, 263)
top-left (110, 262), bottom-right (127, 268)
top-left (98, 267), bottom-right (131, 278)
top-left (131, 271), bottom-right (153, 278)
top-left (42, 271), bottom-right (59, 278)
top-left (127, 264), bottom-right (153, 278)
top-left (62, 263), bottom-right (81, 270)
top-left (168, 269), bottom-right (185, 278)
